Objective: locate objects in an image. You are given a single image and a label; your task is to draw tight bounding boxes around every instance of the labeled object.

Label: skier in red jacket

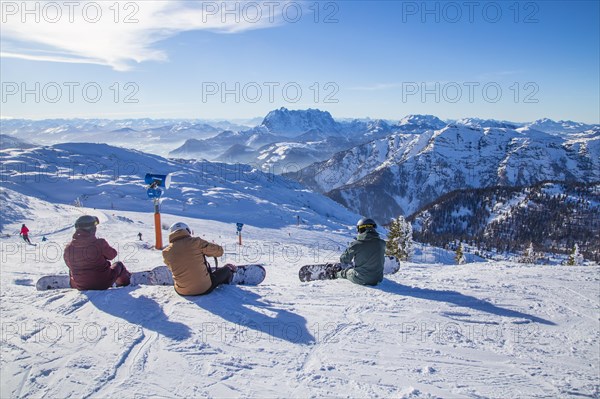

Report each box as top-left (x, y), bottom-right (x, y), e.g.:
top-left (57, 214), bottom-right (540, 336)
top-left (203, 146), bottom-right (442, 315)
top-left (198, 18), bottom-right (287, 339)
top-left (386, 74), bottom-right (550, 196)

top-left (63, 215), bottom-right (131, 290)
top-left (20, 224), bottom-right (32, 244)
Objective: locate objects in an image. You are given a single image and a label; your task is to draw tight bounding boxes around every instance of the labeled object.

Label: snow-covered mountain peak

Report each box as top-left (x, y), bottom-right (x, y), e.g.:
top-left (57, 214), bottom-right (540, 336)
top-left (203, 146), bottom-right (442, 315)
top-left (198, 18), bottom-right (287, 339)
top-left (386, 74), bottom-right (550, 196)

top-left (398, 114), bottom-right (447, 130)
top-left (455, 117), bottom-right (520, 129)
top-left (526, 118), bottom-right (597, 135)
top-left (261, 107), bottom-right (339, 137)
top-left (366, 119), bottom-right (391, 131)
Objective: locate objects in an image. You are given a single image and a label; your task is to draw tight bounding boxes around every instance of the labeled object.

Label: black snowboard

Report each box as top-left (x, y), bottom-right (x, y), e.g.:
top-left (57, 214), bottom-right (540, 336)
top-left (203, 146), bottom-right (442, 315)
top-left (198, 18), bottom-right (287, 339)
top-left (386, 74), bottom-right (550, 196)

top-left (299, 256), bottom-right (400, 282)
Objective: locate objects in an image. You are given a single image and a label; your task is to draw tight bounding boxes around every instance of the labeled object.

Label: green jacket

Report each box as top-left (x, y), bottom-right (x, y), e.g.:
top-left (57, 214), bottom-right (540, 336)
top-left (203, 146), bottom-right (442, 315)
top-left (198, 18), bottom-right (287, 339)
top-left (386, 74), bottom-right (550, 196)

top-left (339, 230), bottom-right (386, 285)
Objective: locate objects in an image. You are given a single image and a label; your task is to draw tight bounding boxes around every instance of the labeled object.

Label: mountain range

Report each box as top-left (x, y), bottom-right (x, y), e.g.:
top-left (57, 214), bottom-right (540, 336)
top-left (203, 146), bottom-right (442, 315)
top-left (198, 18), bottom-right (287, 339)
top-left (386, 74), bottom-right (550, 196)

top-left (3, 109), bottom-right (598, 230)
top-left (0, 118), bottom-right (252, 156)
top-left (169, 109), bottom-right (450, 171)
top-left (290, 123), bottom-right (599, 224)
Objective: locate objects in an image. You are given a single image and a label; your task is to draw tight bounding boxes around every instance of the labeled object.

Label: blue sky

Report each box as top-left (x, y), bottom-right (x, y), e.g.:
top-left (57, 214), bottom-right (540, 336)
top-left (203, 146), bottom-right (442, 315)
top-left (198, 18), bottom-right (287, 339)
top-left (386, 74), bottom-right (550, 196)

top-left (1, 0), bottom-right (598, 123)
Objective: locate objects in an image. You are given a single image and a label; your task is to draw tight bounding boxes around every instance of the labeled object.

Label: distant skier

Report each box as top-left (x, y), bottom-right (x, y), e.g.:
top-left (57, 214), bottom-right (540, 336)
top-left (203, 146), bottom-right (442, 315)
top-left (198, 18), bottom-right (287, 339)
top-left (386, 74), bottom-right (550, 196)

top-left (63, 215), bottom-right (131, 290)
top-left (20, 224), bottom-right (32, 244)
top-left (162, 222), bottom-right (236, 296)
top-left (137, 232), bottom-right (143, 241)
top-left (334, 218), bottom-right (386, 286)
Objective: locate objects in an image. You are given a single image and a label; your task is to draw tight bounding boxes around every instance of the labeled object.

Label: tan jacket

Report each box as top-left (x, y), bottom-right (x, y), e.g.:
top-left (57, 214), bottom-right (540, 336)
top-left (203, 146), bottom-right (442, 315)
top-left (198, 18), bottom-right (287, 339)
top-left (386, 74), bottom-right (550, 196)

top-left (162, 229), bottom-right (224, 295)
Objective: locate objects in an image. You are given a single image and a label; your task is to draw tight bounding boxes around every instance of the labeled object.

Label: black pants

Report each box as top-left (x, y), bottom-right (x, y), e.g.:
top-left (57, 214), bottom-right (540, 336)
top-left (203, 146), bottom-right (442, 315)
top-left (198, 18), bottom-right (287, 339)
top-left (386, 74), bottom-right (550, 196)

top-left (203, 267), bottom-right (232, 295)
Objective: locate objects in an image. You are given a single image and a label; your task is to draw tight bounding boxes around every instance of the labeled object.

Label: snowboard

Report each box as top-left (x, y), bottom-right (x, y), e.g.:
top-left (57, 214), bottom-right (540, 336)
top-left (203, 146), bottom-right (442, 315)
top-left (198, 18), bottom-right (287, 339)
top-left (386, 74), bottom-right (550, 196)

top-left (36, 266), bottom-right (174, 291)
top-left (299, 256), bottom-right (400, 282)
top-left (36, 264), bottom-right (266, 291)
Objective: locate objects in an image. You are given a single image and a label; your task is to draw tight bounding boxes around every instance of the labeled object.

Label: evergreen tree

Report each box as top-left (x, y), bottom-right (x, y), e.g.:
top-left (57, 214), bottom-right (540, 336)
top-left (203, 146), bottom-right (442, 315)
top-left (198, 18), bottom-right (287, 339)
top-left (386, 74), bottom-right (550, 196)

top-left (520, 242), bottom-right (538, 264)
top-left (386, 215), bottom-right (413, 261)
top-left (385, 218), bottom-right (401, 259)
top-left (401, 216), bottom-right (414, 261)
top-left (455, 242), bottom-right (466, 265)
top-left (567, 243), bottom-right (584, 266)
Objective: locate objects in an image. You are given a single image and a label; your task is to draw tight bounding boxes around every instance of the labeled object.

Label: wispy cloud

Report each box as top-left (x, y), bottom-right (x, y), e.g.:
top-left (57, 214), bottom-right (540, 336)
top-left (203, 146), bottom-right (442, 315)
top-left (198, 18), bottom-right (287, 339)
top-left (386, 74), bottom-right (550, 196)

top-left (0, 1), bottom-right (288, 71)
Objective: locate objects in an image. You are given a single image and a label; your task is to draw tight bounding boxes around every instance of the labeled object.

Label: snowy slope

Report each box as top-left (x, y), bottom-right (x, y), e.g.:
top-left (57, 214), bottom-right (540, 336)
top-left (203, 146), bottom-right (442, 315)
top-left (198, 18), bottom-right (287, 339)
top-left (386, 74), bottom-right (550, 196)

top-left (290, 133), bottom-right (418, 193)
top-left (1, 197), bottom-right (599, 398)
top-left (0, 142), bottom-right (359, 230)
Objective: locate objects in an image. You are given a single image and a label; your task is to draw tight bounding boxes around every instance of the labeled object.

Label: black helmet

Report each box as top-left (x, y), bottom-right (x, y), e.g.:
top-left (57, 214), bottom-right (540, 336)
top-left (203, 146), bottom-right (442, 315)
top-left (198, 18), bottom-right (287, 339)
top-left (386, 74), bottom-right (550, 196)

top-left (357, 217), bottom-right (377, 233)
top-left (75, 215), bottom-right (99, 231)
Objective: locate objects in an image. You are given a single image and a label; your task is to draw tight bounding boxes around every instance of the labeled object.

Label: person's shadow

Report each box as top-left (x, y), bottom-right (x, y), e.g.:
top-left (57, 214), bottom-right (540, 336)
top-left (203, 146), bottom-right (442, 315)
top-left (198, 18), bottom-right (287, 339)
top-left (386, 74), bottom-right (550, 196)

top-left (375, 280), bottom-right (556, 326)
top-left (185, 287), bottom-right (315, 345)
top-left (84, 287), bottom-right (191, 341)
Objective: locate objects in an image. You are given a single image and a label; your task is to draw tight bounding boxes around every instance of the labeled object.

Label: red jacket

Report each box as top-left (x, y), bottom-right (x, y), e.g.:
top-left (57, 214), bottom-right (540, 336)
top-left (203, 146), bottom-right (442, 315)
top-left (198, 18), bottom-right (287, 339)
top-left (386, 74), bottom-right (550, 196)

top-left (20, 226), bottom-right (29, 236)
top-left (63, 230), bottom-right (120, 290)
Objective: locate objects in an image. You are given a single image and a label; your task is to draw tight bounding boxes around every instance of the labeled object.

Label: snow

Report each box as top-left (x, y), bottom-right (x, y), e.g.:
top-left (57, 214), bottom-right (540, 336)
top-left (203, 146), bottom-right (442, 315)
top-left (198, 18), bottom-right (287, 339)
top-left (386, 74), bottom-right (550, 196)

top-left (1, 197), bottom-right (599, 398)
top-left (1, 139), bottom-right (599, 398)
top-left (451, 206), bottom-right (472, 218)
top-left (0, 143), bottom-right (358, 230)
top-left (487, 193), bottom-right (528, 226)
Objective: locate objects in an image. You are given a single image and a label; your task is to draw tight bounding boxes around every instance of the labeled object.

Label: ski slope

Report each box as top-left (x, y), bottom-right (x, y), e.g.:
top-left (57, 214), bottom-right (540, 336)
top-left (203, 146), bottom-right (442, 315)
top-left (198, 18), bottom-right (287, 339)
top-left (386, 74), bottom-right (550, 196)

top-left (1, 200), bottom-right (598, 398)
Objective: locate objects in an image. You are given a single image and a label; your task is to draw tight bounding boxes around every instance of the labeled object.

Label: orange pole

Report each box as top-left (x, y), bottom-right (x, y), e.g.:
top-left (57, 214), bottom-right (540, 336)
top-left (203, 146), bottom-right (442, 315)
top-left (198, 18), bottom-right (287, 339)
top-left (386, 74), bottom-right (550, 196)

top-left (154, 201), bottom-right (163, 250)
top-left (154, 212), bottom-right (163, 249)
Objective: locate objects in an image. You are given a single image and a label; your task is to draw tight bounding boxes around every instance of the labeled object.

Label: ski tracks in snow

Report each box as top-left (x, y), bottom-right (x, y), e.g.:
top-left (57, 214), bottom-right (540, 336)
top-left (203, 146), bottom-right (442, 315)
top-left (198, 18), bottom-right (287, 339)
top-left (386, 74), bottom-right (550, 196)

top-left (2, 250), bottom-right (598, 398)
top-left (289, 285), bottom-right (413, 398)
top-left (82, 331), bottom-right (153, 398)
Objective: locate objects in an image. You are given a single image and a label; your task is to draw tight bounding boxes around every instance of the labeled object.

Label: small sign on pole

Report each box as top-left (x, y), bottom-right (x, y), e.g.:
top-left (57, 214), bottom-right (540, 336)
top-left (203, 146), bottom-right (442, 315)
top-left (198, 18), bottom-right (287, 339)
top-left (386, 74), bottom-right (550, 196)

top-left (236, 223), bottom-right (244, 246)
top-left (145, 173), bottom-right (171, 250)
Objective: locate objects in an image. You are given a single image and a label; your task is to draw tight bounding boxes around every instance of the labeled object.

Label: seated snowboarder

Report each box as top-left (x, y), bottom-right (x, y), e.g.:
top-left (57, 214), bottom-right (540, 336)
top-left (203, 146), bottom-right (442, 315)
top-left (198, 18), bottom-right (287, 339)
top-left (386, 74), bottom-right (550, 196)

top-left (162, 222), bottom-right (235, 296)
top-left (63, 215), bottom-right (131, 290)
top-left (335, 217), bottom-right (386, 286)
